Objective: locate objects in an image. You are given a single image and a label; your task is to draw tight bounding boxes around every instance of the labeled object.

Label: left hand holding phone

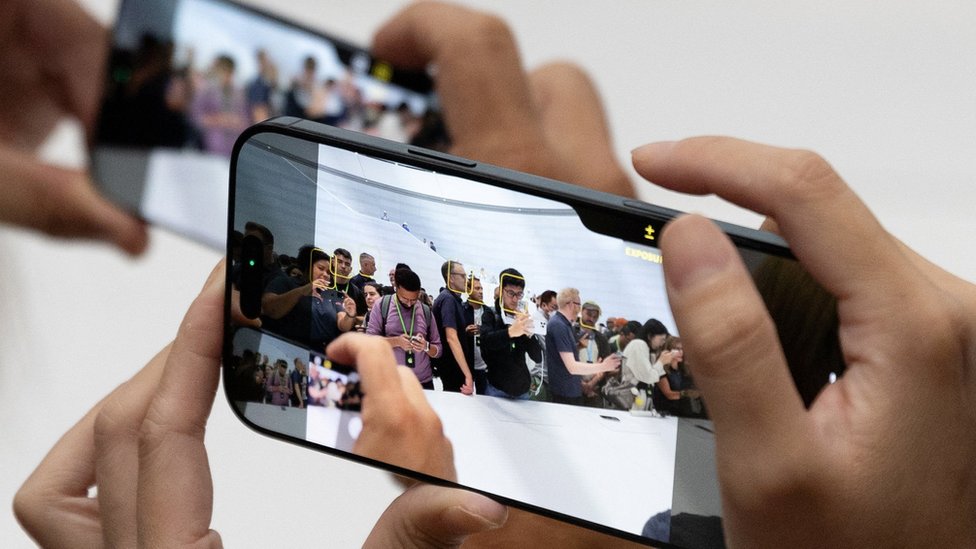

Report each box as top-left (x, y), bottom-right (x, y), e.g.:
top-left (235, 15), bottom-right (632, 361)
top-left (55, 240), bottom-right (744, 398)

top-left (0, 0), bottom-right (146, 254)
top-left (14, 261), bottom-right (502, 548)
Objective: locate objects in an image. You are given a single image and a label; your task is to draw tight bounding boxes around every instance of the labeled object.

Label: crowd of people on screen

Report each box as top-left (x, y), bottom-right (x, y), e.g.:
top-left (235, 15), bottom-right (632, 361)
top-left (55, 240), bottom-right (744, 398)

top-left (98, 36), bottom-right (437, 156)
top-left (229, 221), bottom-right (705, 417)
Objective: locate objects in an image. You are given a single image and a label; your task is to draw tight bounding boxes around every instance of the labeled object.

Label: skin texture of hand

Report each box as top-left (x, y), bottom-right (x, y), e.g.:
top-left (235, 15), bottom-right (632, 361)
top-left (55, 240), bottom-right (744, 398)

top-left (0, 0), bottom-right (146, 253)
top-left (329, 333), bottom-right (458, 480)
top-left (633, 137), bottom-right (976, 548)
top-left (364, 484), bottom-right (508, 549)
top-left (14, 265), bottom-right (491, 548)
top-left (13, 262), bottom-right (226, 548)
top-left (367, 4), bottom-right (645, 546)
top-left (372, 1), bottom-right (633, 198)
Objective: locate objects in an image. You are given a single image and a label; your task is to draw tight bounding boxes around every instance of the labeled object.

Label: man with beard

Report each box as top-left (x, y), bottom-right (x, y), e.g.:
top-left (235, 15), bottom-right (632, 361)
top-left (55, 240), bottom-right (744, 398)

top-left (545, 288), bottom-right (620, 406)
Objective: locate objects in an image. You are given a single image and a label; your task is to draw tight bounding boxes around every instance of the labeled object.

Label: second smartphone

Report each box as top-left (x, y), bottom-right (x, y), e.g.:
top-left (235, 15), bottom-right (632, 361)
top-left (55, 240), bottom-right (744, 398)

top-left (91, 0), bottom-right (445, 249)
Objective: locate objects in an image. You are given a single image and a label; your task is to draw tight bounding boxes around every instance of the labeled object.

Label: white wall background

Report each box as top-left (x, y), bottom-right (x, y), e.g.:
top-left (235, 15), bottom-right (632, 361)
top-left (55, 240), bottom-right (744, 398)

top-left (2, 1), bottom-right (974, 546)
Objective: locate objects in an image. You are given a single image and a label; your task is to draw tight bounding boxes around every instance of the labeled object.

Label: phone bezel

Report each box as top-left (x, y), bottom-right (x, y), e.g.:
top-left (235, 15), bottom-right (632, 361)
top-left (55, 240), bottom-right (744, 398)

top-left (223, 117), bottom-right (806, 548)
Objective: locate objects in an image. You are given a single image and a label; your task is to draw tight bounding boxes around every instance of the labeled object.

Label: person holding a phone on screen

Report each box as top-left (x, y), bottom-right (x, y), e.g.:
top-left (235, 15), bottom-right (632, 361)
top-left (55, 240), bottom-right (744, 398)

top-left (6, 1), bottom-right (976, 548)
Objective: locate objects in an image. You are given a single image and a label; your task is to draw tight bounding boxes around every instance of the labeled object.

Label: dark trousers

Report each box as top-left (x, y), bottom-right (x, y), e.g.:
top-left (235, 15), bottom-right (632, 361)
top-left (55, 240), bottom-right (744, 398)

top-left (472, 369), bottom-right (488, 395)
top-left (551, 393), bottom-right (585, 407)
top-left (439, 363), bottom-right (465, 392)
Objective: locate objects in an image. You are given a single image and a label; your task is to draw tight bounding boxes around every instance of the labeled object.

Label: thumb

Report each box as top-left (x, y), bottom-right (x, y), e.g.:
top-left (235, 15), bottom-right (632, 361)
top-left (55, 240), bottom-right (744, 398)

top-left (0, 148), bottom-right (147, 254)
top-left (364, 484), bottom-right (507, 549)
top-left (660, 215), bottom-right (805, 455)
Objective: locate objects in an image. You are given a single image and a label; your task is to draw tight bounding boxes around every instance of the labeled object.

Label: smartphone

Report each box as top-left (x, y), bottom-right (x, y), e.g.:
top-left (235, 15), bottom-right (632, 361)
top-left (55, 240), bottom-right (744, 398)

top-left (225, 118), bottom-right (843, 548)
top-left (92, 0), bottom-right (445, 249)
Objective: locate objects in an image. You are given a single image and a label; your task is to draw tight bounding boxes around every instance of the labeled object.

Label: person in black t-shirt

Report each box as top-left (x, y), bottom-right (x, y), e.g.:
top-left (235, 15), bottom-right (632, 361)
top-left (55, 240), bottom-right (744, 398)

top-left (431, 260), bottom-right (474, 394)
top-left (262, 246), bottom-right (356, 352)
top-left (332, 248), bottom-right (367, 323)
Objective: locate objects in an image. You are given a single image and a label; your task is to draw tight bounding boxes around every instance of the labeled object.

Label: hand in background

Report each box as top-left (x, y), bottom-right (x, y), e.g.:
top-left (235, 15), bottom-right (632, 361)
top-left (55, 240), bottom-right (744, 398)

top-left (372, 1), bottom-right (632, 198)
top-left (0, 0), bottom-right (146, 253)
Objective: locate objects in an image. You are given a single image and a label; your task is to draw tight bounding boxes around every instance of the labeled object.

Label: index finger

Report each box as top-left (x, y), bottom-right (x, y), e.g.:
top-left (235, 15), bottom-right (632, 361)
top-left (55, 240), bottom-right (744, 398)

top-left (137, 262), bottom-right (225, 547)
top-left (632, 137), bottom-right (910, 303)
top-left (326, 333), bottom-right (403, 400)
top-left (372, 2), bottom-right (543, 160)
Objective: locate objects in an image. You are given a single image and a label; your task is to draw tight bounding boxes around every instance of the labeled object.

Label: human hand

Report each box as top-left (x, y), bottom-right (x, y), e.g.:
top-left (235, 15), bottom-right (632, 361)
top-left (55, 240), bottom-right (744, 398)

top-left (634, 137), bottom-right (976, 547)
top-left (328, 333), bottom-right (457, 479)
top-left (14, 261), bottom-right (226, 547)
top-left (373, 1), bottom-right (632, 197)
top-left (465, 323), bottom-right (479, 335)
top-left (408, 333), bottom-right (428, 352)
top-left (461, 376), bottom-right (474, 396)
top-left (309, 279), bottom-right (328, 299)
top-left (658, 350), bottom-right (674, 366)
top-left (601, 353), bottom-right (621, 373)
top-left (342, 293), bottom-right (357, 316)
top-left (507, 318), bottom-right (528, 339)
top-left (0, 0), bottom-right (146, 253)
top-left (365, 483), bottom-right (508, 549)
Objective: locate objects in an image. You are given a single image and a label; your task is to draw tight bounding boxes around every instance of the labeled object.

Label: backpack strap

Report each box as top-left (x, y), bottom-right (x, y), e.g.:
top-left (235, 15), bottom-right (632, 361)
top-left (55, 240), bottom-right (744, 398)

top-left (379, 295), bottom-right (433, 340)
top-left (421, 303), bottom-right (433, 337)
top-left (379, 294), bottom-right (393, 337)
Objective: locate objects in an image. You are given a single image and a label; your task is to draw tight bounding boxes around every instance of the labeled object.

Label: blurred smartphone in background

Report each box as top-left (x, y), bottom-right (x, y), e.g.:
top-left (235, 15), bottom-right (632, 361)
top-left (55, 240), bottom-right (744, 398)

top-left (91, 0), bottom-right (446, 249)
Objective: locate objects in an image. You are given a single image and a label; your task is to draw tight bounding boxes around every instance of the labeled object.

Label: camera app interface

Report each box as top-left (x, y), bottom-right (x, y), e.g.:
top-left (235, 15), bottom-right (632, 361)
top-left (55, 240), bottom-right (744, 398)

top-left (227, 131), bottom-right (839, 547)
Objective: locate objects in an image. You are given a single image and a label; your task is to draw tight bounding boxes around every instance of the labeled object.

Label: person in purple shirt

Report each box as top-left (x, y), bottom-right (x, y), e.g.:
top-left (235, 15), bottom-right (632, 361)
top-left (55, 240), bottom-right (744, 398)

top-left (190, 54), bottom-right (250, 156)
top-left (366, 268), bottom-right (442, 389)
top-left (265, 359), bottom-right (293, 407)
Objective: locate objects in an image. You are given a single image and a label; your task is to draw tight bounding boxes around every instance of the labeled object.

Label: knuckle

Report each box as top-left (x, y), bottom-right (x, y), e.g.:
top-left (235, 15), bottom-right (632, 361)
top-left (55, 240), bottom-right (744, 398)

top-left (775, 149), bottom-right (843, 203)
top-left (729, 455), bottom-right (819, 514)
top-left (417, 407), bottom-right (445, 436)
top-left (533, 61), bottom-right (594, 88)
top-left (467, 12), bottom-right (516, 51)
top-left (12, 483), bottom-right (44, 535)
top-left (687, 294), bottom-right (776, 373)
top-left (93, 396), bottom-right (143, 449)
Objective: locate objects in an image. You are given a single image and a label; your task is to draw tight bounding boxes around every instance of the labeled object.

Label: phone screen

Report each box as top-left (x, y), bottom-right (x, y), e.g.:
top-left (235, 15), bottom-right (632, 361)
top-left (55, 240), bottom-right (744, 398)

top-left (227, 128), bottom-right (841, 547)
top-left (93, 0), bottom-right (443, 249)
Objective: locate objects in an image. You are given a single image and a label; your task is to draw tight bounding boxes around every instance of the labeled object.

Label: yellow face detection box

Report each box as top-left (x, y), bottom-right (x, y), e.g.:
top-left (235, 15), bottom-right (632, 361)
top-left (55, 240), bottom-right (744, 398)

top-left (498, 272), bottom-right (528, 316)
top-left (446, 259), bottom-right (467, 294)
top-left (312, 247), bottom-right (337, 290)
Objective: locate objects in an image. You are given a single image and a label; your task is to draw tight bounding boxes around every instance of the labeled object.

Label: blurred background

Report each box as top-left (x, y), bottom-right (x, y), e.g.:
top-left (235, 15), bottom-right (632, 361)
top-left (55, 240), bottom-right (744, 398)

top-left (1, 1), bottom-right (973, 546)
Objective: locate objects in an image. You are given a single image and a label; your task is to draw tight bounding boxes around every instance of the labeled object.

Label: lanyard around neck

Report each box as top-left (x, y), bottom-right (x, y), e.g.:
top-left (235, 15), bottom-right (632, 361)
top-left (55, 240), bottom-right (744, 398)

top-left (393, 297), bottom-right (418, 337)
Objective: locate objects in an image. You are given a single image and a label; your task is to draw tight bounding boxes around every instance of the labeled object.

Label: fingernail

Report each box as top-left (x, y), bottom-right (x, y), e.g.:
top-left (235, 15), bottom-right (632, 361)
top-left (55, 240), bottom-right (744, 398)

top-left (202, 260), bottom-right (226, 292)
top-left (631, 140), bottom-right (676, 162)
top-left (662, 215), bottom-right (736, 291)
top-left (456, 497), bottom-right (508, 529)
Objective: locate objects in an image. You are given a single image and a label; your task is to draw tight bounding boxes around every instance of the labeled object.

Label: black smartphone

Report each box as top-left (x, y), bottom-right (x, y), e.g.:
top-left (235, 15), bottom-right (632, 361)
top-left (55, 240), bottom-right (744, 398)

top-left (92, 0), bottom-right (445, 249)
top-left (225, 118), bottom-right (842, 548)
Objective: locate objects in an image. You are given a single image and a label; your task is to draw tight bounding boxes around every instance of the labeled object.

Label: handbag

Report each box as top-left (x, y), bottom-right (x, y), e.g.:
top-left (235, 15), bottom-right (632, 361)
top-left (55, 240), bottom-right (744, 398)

top-left (601, 376), bottom-right (635, 410)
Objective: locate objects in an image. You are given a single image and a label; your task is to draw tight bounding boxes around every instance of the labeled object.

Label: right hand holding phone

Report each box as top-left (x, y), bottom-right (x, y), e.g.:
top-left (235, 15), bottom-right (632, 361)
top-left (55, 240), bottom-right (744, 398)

top-left (635, 137), bottom-right (976, 547)
top-left (309, 279), bottom-right (328, 299)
